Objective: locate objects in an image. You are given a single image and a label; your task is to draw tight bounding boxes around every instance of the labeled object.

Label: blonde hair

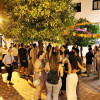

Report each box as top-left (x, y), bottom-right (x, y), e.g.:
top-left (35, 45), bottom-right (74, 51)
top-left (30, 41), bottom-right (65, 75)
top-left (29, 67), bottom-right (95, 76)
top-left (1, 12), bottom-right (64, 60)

top-left (8, 48), bottom-right (11, 52)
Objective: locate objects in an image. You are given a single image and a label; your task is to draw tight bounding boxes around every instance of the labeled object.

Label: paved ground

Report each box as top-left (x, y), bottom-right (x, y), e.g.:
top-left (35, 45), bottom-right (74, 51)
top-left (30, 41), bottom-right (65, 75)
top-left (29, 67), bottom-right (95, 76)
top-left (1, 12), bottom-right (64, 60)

top-left (0, 72), bottom-right (100, 100)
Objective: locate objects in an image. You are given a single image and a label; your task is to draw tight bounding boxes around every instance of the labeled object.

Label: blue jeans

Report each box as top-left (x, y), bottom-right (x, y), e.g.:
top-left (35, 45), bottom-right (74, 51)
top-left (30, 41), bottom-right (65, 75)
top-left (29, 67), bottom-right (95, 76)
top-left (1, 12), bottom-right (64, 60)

top-left (46, 78), bottom-right (62, 100)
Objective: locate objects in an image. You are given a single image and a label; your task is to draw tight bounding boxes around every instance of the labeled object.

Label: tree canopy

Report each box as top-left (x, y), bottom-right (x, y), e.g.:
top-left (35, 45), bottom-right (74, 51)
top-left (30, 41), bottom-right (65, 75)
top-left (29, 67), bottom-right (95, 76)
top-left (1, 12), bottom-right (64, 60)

top-left (63, 18), bottom-right (99, 47)
top-left (0, 0), bottom-right (76, 43)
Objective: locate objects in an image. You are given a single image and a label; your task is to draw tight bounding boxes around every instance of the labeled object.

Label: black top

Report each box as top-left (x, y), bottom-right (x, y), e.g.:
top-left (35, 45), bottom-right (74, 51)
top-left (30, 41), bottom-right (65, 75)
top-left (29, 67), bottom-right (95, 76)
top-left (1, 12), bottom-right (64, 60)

top-left (18, 47), bottom-right (27, 60)
top-left (28, 48), bottom-right (32, 54)
top-left (65, 49), bottom-right (69, 54)
top-left (28, 48), bottom-right (32, 57)
top-left (86, 52), bottom-right (94, 64)
top-left (76, 55), bottom-right (82, 65)
top-left (76, 55), bottom-right (82, 75)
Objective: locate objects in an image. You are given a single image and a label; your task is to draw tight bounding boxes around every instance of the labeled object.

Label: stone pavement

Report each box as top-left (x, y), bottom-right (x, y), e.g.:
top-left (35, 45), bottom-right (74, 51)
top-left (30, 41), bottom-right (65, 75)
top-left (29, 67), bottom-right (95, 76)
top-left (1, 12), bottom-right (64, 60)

top-left (0, 72), bottom-right (100, 100)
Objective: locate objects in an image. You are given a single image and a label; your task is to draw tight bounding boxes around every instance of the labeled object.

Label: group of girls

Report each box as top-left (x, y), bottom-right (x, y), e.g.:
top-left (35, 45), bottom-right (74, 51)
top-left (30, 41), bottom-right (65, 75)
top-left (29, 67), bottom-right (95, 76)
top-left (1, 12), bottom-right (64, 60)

top-left (33, 45), bottom-right (85, 100)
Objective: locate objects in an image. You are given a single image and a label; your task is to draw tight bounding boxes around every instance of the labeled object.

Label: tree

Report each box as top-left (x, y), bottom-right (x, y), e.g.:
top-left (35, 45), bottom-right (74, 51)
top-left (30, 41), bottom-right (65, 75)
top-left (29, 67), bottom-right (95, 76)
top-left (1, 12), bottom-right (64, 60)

top-left (63, 18), bottom-right (99, 59)
top-left (0, 0), bottom-right (76, 51)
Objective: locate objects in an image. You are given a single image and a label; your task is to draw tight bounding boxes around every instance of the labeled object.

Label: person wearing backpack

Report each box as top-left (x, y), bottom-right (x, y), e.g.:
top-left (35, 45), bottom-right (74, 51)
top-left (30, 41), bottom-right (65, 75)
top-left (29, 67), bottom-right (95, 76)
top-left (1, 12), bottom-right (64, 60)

top-left (45, 51), bottom-right (63, 100)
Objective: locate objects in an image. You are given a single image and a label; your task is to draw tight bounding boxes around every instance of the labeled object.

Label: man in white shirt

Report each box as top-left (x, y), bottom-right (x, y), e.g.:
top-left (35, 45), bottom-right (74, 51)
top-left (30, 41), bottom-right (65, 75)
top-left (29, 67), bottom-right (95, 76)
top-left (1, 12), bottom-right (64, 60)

top-left (3, 49), bottom-right (14, 86)
top-left (11, 44), bottom-right (18, 69)
top-left (95, 47), bottom-right (100, 79)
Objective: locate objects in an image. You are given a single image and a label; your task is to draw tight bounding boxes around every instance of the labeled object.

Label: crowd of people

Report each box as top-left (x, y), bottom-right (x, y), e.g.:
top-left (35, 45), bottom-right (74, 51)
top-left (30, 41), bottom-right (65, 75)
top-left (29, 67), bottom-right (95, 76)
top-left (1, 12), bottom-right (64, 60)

top-left (0, 42), bottom-right (99, 100)
top-left (86, 45), bottom-right (100, 78)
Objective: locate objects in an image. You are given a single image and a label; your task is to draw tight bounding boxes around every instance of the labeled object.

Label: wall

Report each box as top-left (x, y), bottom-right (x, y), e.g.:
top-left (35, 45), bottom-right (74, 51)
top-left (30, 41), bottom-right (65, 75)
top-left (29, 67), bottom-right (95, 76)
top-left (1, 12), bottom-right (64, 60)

top-left (72, 0), bottom-right (100, 23)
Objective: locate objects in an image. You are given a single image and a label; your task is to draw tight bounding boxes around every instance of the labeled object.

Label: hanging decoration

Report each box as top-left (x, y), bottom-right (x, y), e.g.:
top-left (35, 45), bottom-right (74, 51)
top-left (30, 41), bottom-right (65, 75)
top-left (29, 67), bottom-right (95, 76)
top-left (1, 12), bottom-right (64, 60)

top-left (64, 31), bottom-right (67, 35)
top-left (98, 34), bottom-right (100, 38)
top-left (73, 32), bottom-right (76, 36)
top-left (63, 27), bottom-right (99, 38)
top-left (84, 34), bottom-right (87, 38)
top-left (64, 21), bottom-right (100, 29)
top-left (63, 22), bottom-right (100, 38)
top-left (80, 34), bottom-right (84, 37)
top-left (71, 32), bottom-right (99, 38)
top-left (87, 34), bottom-right (91, 38)
top-left (78, 34), bottom-right (81, 37)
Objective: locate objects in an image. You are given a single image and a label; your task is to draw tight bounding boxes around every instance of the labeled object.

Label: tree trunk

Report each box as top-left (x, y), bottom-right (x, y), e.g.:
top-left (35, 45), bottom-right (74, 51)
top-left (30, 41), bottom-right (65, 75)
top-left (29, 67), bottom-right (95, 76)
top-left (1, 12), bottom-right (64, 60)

top-left (80, 46), bottom-right (83, 61)
top-left (38, 40), bottom-right (43, 52)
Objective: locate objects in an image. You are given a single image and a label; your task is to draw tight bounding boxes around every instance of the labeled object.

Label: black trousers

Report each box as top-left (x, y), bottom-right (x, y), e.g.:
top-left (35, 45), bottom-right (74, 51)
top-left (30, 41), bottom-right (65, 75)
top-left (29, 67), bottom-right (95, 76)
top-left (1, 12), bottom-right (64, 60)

top-left (0, 66), bottom-right (1, 73)
top-left (6, 65), bottom-right (13, 81)
top-left (13, 56), bottom-right (18, 69)
top-left (0, 60), bottom-right (4, 73)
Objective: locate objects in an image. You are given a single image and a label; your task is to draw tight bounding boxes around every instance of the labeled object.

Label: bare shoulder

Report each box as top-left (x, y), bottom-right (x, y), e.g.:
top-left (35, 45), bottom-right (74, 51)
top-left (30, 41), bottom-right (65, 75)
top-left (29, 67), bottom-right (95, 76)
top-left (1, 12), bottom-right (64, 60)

top-left (35, 59), bottom-right (41, 64)
top-left (58, 63), bottom-right (63, 69)
top-left (34, 59), bottom-right (41, 69)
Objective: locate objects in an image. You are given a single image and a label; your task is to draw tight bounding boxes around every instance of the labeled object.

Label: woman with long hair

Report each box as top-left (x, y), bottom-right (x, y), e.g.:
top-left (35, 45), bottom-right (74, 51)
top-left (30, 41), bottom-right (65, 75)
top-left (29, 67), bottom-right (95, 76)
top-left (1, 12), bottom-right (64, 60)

top-left (45, 49), bottom-right (63, 100)
top-left (46, 45), bottom-right (52, 62)
top-left (59, 45), bottom-right (68, 96)
top-left (34, 51), bottom-right (46, 100)
top-left (66, 51), bottom-right (85, 100)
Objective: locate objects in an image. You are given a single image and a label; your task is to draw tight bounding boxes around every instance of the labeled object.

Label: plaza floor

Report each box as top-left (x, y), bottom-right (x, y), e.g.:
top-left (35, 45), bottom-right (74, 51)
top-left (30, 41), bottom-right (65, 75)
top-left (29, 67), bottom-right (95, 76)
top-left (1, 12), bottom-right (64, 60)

top-left (0, 72), bottom-right (100, 100)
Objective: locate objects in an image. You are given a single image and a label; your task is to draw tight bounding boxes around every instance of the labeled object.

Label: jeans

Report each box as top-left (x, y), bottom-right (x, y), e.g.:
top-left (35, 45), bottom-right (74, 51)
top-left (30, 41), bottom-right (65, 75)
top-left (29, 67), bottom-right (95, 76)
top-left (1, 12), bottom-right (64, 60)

top-left (0, 60), bottom-right (4, 73)
top-left (46, 78), bottom-right (62, 100)
top-left (66, 73), bottom-right (78, 100)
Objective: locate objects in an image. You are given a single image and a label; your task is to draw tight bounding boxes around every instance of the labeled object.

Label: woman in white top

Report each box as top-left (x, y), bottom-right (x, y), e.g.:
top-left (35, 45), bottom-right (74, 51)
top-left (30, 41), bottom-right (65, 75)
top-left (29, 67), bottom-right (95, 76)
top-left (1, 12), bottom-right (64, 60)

top-left (66, 52), bottom-right (85, 100)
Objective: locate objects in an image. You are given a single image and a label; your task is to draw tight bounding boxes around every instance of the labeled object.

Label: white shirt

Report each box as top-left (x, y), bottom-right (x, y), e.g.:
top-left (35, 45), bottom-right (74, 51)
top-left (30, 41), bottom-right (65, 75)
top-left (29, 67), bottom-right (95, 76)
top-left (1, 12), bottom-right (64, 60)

top-left (11, 47), bottom-right (18, 56)
top-left (3, 54), bottom-right (14, 64)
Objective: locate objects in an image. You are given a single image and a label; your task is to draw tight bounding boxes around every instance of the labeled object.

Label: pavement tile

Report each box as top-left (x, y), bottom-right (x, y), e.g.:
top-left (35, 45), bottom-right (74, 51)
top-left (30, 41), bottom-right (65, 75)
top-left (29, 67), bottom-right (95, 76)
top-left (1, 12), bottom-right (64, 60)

top-left (0, 72), bottom-right (100, 100)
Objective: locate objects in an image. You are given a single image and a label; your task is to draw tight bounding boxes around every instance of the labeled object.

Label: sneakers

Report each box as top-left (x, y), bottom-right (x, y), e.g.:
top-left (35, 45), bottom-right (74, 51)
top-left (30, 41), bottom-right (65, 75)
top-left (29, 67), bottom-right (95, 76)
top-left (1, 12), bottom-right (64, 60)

top-left (9, 82), bottom-right (14, 85)
top-left (20, 74), bottom-right (26, 78)
top-left (7, 81), bottom-right (14, 87)
top-left (26, 75), bottom-right (31, 77)
top-left (20, 74), bottom-right (31, 78)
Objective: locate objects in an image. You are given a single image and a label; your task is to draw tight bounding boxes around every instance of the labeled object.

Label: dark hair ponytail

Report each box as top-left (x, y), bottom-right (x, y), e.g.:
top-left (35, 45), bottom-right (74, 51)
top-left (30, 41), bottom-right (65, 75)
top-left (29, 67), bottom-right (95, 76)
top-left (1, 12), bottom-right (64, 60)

top-left (69, 51), bottom-right (78, 69)
top-left (37, 51), bottom-right (44, 58)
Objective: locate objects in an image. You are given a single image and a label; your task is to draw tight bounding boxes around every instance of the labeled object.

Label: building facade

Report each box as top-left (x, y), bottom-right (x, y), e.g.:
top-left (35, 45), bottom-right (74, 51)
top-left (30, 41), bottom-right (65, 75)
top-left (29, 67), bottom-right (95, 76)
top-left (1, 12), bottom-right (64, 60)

top-left (72, 0), bottom-right (100, 23)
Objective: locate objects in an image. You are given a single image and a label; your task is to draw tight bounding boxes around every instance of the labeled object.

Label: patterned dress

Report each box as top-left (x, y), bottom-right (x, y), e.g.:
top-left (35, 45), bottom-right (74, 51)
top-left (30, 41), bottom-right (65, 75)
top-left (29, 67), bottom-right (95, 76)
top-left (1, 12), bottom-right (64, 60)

top-left (34, 60), bottom-right (46, 86)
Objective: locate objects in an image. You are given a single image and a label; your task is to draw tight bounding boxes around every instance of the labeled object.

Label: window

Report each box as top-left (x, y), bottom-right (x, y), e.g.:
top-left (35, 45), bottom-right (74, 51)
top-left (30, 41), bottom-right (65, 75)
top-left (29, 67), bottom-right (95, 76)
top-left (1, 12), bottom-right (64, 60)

top-left (74, 3), bottom-right (81, 12)
top-left (93, 0), bottom-right (100, 10)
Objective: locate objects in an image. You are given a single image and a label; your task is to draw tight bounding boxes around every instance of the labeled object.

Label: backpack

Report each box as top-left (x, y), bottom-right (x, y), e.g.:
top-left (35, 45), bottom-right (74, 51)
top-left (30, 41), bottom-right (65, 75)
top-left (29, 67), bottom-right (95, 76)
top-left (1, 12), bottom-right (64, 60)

top-left (47, 70), bottom-right (59, 84)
